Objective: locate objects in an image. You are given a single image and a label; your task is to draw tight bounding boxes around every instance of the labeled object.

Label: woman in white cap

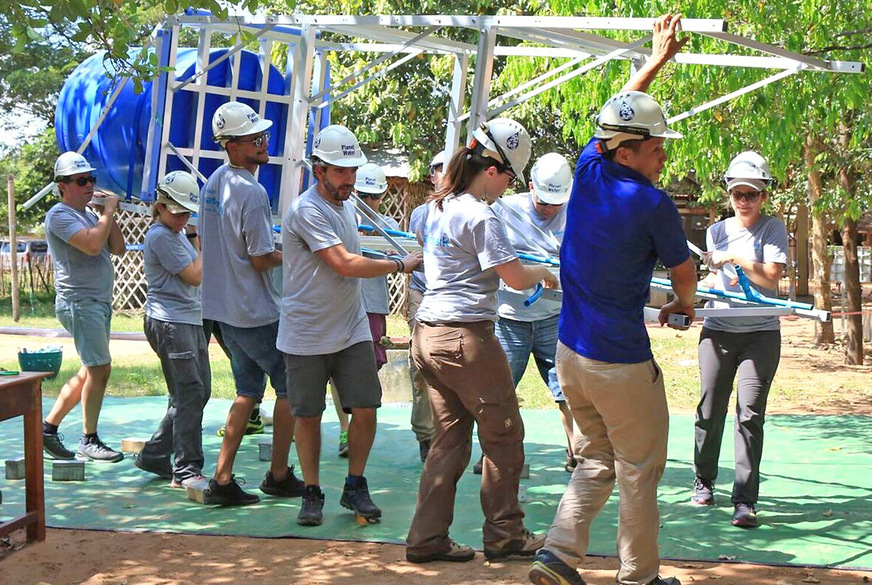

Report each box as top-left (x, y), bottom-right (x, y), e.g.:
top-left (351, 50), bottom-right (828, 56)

top-left (691, 151), bottom-right (789, 529)
top-left (405, 118), bottom-right (558, 564)
top-left (134, 171), bottom-right (211, 489)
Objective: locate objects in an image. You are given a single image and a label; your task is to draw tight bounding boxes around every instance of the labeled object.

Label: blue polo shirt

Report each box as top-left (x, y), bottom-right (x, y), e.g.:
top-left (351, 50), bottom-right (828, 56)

top-left (558, 138), bottom-right (689, 364)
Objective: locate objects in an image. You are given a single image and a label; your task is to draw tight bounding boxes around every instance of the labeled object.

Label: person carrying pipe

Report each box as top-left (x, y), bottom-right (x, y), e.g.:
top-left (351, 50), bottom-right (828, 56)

top-left (529, 14), bottom-right (694, 585)
top-left (278, 124), bottom-right (422, 527)
top-left (134, 171), bottom-right (211, 488)
top-left (199, 101), bottom-right (303, 506)
top-left (41, 151), bottom-right (126, 463)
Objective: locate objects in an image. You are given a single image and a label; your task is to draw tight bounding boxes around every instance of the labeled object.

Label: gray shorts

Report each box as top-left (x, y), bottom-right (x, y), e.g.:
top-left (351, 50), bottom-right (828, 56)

top-left (284, 341), bottom-right (382, 418)
top-left (216, 320), bottom-right (286, 400)
top-left (55, 297), bottom-right (112, 367)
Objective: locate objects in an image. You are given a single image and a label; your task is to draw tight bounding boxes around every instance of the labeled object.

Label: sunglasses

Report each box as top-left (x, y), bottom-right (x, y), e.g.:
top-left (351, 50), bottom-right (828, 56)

top-left (731, 190), bottom-right (763, 202)
top-left (63, 175), bottom-right (97, 187)
top-left (233, 132), bottom-right (271, 147)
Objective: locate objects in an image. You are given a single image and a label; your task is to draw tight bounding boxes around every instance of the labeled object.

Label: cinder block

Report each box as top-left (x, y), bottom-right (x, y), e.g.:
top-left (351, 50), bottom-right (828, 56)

top-left (260, 402), bottom-right (274, 426)
top-left (5, 458), bottom-right (26, 480)
top-left (518, 484), bottom-right (528, 503)
top-left (520, 463), bottom-right (530, 479)
top-left (185, 477), bottom-right (212, 504)
top-left (120, 438), bottom-right (148, 454)
top-left (52, 460), bottom-right (85, 481)
top-left (258, 441), bottom-right (273, 462)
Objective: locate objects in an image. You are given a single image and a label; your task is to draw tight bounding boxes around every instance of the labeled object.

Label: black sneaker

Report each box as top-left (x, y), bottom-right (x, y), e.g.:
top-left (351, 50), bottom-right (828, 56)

top-left (528, 549), bottom-right (587, 585)
top-left (260, 465), bottom-right (305, 497)
top-left (691, 477), bottom-right (715, 506)
top-left (650, 578), bottom-right (681, 585)
top-left (731, 503), bottom-right (758, 529)
top-left (419, 438), bottom-right (431, 462)
top-left (340, 477), bottom-right (382, 522)
top-left (77, 435), bottom-right (124, 463)
top-left (133, 453), bottom-right (173, 480)
top-left (297, 485), bottom-right (325, 526)
top-left (203, 476), bottom-right (260, 506)
top-left (43, 432), bottom-right (75, 460)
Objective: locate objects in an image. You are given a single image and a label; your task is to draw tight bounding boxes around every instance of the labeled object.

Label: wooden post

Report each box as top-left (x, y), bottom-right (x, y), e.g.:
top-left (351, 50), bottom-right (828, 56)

top-left (7, 174), bottom-right (20, 322)
top-left (795, 201), bottom-right (810, 297)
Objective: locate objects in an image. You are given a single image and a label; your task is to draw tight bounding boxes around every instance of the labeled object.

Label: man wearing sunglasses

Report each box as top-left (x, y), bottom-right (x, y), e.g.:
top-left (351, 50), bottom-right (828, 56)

top-left (199, 101), bottom-right (304, 506)
top-left (42, 151), bottom-right (126, 463)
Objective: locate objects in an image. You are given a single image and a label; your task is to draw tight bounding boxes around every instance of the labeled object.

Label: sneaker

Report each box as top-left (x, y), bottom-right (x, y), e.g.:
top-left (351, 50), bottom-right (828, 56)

top-left (338, 430), bottom-right (349, 458)
top-left (473, 455), bottom-right (483, 475)
top-left (485, 528), bottom-right (546, 560)
top-left (77, 435), bottom-right (124, 463)
top-left (203, 476), bottom-right (260, 506)
top-left (133, 453), bottom-right (173, 480)
top-left (297, 485), bottom-right (325, 526)
top-left (419, 438), bottom-right (431, 462)
top-left (216, 414), bottom-right (265, 437)
top-left (340, 477), bottom-right (382, 521)
top-left (406, 539), bottom-right (476, 563)
top-left (43, 432), bottom-right (75, 460)
top-left (650, 578), bottom-right (681, 585)
top-left (170, 474), bottom-right (206, 489)
top-left (529, 549), bottom-right (587, 585)
top-left (564, 449), bottom-right (577, 473)
top-left (731, 503), bottom-right (758, 529)
top-left (691, 477), bottom-right (715, 506)
top-left (260, 465), bottom-right (305, 497)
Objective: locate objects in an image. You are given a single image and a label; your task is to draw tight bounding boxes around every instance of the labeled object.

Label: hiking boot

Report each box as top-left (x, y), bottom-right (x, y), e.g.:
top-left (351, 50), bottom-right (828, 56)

top-left (473, 454), bottom-right (484, 474)
top-left (203, 476), bottom-right (260, 506)
top-left (338, 430), bottom-right (349, 458)
top-left (691, 477), bottom-right (715, 506)
top-left (133, 453), bottom-right (173, 480)
top-left (340, 477), bottom-right (382, 523)
top-left (650, 578), bottom-right (681, 585)
top-left (260, 465), bottom-right (305, 497)
top-left (528, 549), bottom-right (587, 585)
top-left (77, 435), bottom-right (124, 463)
top-left (731, 503), bottom-right (758, 529)
top-left (419, 438), bottom-right (431, 462)
top-left (485, 528), bottom-right (546, 560)
top-left (43, 432), bottom-right (75, 460)
top-left (406, 540), bottom-right (476, 563)
top-left (564, 449), bottom-right (577, 473)
top-left (170, 474), bottom-right (206, 489)
top-left (297, 485), bottom-right (325, 526)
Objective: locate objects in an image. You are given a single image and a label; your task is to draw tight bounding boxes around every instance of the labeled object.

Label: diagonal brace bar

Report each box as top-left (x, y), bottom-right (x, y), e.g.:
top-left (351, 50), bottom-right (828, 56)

top-left (314, 50), bottom-right (422, 109)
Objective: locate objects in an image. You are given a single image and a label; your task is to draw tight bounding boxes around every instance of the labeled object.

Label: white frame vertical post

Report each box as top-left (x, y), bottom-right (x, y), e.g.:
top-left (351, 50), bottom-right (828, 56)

top-left (444, 52), bottom-right (468, 156)
top-left (467, 25), bottom-right (496, 132)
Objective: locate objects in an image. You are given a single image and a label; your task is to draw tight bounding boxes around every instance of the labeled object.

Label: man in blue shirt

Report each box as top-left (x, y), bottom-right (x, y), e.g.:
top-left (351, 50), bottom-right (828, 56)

top-left (529, 14), bottom-right (697, 585)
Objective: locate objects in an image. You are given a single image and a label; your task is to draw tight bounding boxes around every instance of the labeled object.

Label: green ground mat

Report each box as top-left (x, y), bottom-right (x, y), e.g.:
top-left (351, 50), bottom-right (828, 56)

top-left (1, 397), bottom-right (870, 569)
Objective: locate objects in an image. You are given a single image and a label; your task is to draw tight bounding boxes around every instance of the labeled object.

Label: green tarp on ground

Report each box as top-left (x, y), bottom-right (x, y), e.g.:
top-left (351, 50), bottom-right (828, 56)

top-left (1, 397), bottom-right (870, 569)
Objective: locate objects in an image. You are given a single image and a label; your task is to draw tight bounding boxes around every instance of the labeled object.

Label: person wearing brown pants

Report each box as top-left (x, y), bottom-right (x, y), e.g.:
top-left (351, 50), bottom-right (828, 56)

top-left (404, 118), bottom-right (558, 563)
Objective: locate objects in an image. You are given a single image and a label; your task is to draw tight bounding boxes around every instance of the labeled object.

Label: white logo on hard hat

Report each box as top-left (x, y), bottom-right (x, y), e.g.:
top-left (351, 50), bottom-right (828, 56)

top-left (75, 161), bottom-right (88, 169)
top-left (165, 175), bottom-right (175, 184)
top-left (248, 113), bottom-right (259, 123)
top-left (505, 132), bottom-right (520, 150)
top-left (341, 144), bottom-right (357, 157)
top-left (619, 102), bottom-right (635, 121)
top-left (216, 114), bottom-right (225, 129)
top-left (365, 177), bottom-right (376, 185)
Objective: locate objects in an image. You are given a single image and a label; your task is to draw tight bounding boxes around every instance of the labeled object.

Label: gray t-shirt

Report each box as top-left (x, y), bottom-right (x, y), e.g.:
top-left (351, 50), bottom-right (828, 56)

top-left (277, 185), bottom-right (371, 355)
top-left (45, 202), bottom-right (114, 303)
top-left (494, 192), bottom-right (565, 322)
top-left (408, 203), bottom-right (428, 293)
top-left (199, 164), bottom-right (279, 328)
top-left (144, 222), bottom-right (201, 325)
top-left (704, 214), bottom-right (789, 333)
top-left (415, 194), bottom-right (517, 323)
top-left (360, 213), bottom-right (400, 315)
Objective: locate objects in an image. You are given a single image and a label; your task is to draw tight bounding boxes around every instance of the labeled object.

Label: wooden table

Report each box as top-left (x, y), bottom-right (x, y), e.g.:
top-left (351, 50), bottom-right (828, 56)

top-left (0, 371), bottom-right (47, 542)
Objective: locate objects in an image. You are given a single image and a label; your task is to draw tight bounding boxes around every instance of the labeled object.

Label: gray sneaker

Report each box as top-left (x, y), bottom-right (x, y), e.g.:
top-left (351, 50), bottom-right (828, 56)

top-left (77, 435), bottom-right (124, 463)
top-left (43, 432), bottom-right (76, 460)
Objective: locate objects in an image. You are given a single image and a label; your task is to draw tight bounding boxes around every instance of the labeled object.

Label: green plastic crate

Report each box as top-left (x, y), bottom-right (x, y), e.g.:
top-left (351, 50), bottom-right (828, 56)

top-left (18, 348), bottom-right (63, 380)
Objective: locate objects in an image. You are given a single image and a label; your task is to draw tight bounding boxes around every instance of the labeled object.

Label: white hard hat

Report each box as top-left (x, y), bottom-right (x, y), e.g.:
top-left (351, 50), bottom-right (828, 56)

top-left (724, 151), bottom-right (773, 191)
top-left (530, 152), bottom-right (573, 205)
top-left (429, 151), bottom-right (446, 169)
top-left (355, 163), bottom-right (388, 195)
top-left (471, 118), bottom-right (532, 183)
top-left (594, 91), bottom-right (682, 151)
top-left (54, 151), bottom-right (96, 180)
top-left (212, 102), bottom-right (272, 142)
top-left (311, 124), bottom-right (368, 167)
top-left (156, 171), bottom-right (199, 214)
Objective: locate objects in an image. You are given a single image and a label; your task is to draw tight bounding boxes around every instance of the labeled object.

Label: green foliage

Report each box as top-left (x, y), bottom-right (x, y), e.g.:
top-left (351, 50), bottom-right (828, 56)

top-left (0, 127), bottom-right (60, 234)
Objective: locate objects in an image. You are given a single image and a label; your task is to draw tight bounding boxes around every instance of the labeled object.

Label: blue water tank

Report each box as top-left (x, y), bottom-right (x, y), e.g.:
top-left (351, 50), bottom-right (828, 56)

top-left (55, 48), bottom-right (290, 205)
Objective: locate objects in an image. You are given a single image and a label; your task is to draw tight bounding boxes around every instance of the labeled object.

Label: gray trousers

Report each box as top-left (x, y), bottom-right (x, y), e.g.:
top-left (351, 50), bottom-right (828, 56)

top-left (142, 317), bottom-right (212, 482)
top-left (694, 327), bottom-right (781, 504)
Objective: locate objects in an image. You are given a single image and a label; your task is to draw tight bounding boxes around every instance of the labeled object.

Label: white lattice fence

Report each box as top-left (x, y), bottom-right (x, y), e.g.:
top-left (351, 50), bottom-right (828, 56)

top-left (380, 178), bottom-right (430, 316)
top-left (113, 209), bottom-right (151, 312)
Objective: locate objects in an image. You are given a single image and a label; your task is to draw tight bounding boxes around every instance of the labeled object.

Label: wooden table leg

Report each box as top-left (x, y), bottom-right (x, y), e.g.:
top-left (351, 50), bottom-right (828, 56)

top-left (23, 378), bottom-right (45, 542)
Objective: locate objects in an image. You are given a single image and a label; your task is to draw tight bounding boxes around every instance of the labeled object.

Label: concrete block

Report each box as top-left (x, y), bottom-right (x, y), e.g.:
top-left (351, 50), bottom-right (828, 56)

top-left (120, 438), bottom-right (148, 454)
top-left (518, 484), bottom-right (528, 503)
top-left (5, 457), bottom-right (26, 480)
top-left (260, 401), bottom-right (274, 426)
top-left (378, 349), bottom-right (414, 403)
top-left (52, 460), bottom-right (85, 481)
top-left (258, 440), bottom-right (273, 462)
top-left (185, 477), bottom-right (212, 504)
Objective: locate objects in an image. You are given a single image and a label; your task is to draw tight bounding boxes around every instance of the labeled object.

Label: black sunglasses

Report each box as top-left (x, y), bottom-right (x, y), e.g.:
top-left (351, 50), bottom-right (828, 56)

top-left (731, 190), bottom-right (763, 202)
top-left (63, 175), bottom-right (97, 187)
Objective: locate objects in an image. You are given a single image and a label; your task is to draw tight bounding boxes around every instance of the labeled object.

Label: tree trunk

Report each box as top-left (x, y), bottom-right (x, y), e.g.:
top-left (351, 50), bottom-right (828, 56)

top-left (805, 132), bottom-right (835, 345)
top-left (839, 120), bottom-right (863, 364)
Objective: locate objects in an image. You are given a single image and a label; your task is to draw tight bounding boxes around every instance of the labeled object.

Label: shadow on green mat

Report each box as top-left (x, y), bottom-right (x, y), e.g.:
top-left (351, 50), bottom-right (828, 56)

top-left (0, 397), bottom-right (870, 569)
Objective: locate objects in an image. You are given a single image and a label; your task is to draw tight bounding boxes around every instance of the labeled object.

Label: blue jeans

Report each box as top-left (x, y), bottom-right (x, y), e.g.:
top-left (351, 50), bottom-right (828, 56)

top-left (494, 314), bottom-right (564, 402)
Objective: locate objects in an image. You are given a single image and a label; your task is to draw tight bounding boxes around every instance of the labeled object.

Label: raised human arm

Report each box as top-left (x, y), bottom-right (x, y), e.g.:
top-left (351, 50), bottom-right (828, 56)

top-left (621, 14), bottom-right (689, 94)
top-left (67, 195), bottom-right (123, 256)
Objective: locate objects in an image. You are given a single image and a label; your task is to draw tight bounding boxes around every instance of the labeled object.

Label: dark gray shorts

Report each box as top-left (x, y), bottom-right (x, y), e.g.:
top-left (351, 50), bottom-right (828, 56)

top-left (283, 341), bottom-right (382, 418)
